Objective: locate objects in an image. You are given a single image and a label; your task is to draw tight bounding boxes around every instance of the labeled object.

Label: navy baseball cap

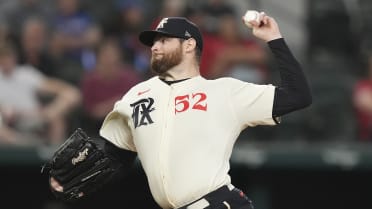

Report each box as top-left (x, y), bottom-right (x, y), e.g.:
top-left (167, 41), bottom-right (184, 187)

top-left (139, 17), bottom-right (203, 51)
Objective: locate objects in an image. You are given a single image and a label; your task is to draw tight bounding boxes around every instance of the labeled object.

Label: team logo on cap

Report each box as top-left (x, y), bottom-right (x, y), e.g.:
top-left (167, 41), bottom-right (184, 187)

top-left (156, 18), bottom-right (168, 29)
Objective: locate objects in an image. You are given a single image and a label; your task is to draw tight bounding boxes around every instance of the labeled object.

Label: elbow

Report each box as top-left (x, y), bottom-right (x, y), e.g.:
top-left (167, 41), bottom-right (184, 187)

top-left (274, 87), bottom-right (312, 116)
top-left (64, 86), bottom-right (82, 107)
top-left (57, 86), bottom-right (82, 114)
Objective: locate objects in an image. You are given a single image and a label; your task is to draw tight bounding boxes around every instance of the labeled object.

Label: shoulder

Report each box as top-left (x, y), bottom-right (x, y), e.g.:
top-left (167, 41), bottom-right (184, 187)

top-left (16, 65), bottom-right (44, 80)
top-left (212, 77), bottom-right (247, 86)
top-left (131, 76), bottom-right (158, 89)
top-left (215, 77), bottom-right (276, 86)
top-left (196, 77), bottom-right (248, 94)
top-left (16, 65), bottom-right (40, 73)
top-left (211, 77), bottom-right (275, 93)
top-left (121, 76), bottom-right (159, 97)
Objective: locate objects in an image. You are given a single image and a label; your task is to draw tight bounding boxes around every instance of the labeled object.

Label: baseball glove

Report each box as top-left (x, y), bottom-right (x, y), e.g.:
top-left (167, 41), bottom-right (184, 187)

top-left (41, 128), bottom-right (122, 202)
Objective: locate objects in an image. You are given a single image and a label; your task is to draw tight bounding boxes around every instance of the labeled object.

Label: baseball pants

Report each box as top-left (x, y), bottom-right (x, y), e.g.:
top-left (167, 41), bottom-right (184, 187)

top-left (178, 185), bottom-right (254, 209)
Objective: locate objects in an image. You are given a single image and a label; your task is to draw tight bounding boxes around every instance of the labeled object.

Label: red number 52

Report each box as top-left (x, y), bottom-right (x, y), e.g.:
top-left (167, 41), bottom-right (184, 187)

top-left (175, 93), bottom-right (207, 114)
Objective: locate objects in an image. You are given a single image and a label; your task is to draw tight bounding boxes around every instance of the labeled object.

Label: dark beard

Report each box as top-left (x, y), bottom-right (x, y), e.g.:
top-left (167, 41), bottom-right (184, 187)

top-left (151, 45), bottom-right (183, 75)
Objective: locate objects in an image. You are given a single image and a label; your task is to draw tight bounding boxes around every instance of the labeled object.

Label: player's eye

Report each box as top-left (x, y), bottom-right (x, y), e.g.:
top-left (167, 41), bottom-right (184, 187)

top-left (160, 37), bottom-right (168, 43)
top-left (153, 37), bottom-right (166, 44)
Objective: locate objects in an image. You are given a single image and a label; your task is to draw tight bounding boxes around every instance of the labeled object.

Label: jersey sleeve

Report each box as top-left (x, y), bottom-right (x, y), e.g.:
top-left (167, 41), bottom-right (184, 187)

top-left (99, 99), bottom-right (137, 152)
top-left (228, 78), bottom-right (277, 127)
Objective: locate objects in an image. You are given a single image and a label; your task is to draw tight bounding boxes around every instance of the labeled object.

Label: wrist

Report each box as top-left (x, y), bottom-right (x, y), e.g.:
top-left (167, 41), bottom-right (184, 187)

top-left (265, 34), bottom-right (283, 42)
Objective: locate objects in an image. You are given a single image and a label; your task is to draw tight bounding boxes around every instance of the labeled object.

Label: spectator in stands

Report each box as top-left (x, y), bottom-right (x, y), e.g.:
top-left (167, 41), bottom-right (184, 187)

top-left (46, 30), bottom-right (84, 86)
top-left (81, 24), bottom-right (104, 72)
top-left (20, 17), bottom-right (85, 86)
top-left (0, 43), bottom-right (81, 145)
top-left (80, 39), bottom-right (141, 135)
top-left (18, 17), bottom-right (55, 77)
top-left (5, 0), bottom-right (52, 38)
top-left (353, 52), bottom-right (372, 141)
top-left (150, 0), bottom-right (186, 29)
top-left (200, 0), bottom-right (235, 34)
top-left (184, 6), bottom-right (206, 32)
top-left (0, 22), bottom-right (11, 44)
top-left (116, 0), bottom-right (150, 77)
top-left (53, 0), bottom-right (92, 60)
top-left (200, 13), bottom-right (268, 83)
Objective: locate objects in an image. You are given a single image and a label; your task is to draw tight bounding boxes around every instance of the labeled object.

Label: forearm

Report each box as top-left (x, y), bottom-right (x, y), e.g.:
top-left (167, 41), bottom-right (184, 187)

top-left (102, 136), bottom-right (137, 167)
top-left (269, 38), bottom-right (312, 117)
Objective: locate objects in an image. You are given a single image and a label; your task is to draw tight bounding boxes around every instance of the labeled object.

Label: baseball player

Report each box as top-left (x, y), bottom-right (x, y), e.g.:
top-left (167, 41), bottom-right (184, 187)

top-left (46, 13), bottom-right (311, 209)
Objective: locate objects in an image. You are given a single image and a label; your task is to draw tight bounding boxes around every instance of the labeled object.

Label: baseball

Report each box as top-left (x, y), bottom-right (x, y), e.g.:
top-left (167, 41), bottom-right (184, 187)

top-left (243, 10), bottom-right (261, 28)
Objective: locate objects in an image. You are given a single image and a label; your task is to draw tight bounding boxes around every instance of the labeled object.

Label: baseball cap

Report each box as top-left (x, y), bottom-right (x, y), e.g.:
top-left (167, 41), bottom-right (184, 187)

top-left (139, 17), bottom-right (203, 51)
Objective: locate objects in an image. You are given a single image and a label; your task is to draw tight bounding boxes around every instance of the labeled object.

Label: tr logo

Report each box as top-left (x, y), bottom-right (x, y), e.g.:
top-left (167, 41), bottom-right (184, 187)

top-left (130, 98), bottom-right (155, 128)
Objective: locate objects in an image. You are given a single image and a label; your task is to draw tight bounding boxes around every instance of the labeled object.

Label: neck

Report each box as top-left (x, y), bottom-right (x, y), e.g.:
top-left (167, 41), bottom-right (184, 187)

top-left (160, 61), bottom-right (200, 81)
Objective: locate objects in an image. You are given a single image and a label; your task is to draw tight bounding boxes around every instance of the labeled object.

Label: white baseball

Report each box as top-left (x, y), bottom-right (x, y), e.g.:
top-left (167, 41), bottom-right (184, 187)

top-left (243, 10), bottom-right (261, 28)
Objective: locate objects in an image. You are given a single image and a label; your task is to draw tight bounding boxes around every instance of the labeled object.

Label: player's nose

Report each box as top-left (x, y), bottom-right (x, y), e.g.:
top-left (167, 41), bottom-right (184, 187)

top-left (151, 41), bottom-right (160, 52)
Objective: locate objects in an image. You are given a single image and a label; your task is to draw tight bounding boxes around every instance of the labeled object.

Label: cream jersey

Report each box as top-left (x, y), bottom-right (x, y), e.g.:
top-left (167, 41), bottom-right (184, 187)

top-left (100, 75), bottom-right (276, 209)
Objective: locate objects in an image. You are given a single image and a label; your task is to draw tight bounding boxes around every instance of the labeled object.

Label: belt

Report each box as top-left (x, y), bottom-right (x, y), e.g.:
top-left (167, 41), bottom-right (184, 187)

top-left (178, 184), bottom-right (235, 209)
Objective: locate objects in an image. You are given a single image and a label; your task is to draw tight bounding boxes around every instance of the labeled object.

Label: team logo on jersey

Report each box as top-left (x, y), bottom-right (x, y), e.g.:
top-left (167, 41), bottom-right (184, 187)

top-left (130, 98), bottom-right (155, 128)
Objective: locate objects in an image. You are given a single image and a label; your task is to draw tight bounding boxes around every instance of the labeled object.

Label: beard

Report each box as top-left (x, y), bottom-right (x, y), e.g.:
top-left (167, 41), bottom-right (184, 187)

top-left (151, 45), bottom-right (183, 75)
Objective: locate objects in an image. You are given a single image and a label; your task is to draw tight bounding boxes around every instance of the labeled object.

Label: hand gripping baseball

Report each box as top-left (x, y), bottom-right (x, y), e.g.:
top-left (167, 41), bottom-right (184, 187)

top-left (242, 11), bottom-right (282, 42)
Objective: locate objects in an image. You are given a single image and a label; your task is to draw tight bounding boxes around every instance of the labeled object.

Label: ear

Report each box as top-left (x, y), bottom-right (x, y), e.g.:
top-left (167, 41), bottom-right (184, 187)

top-left (184, 38), bottom-right (197, 53)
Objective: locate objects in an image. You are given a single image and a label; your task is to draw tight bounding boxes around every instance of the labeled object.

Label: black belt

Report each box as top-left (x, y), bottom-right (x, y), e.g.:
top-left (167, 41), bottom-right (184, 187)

top-left (178, 185), bottom-right (234, 209)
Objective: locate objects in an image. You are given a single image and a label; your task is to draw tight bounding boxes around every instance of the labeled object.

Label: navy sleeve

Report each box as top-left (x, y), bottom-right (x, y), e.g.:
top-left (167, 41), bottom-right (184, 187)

top-left (268, 38), bottom-right (312, 117)
top-left (102, 136), bottom-right (137, 166)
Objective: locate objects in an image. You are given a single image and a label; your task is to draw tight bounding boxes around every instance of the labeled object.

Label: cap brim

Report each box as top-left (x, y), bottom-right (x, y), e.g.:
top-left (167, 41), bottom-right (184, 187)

top-left (139, 30), bottom-right (184, 47)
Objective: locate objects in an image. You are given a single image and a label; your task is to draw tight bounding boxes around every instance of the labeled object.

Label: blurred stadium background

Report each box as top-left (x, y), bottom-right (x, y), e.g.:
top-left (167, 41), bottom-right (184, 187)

top-left (1, 0), bottom-right (372, 208)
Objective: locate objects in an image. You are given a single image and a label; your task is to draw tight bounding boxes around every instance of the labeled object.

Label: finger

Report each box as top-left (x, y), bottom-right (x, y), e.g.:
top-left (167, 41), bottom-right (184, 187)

top-left (259, 11), bottom-right (266, 20)
top-left (50, 177), bottom-right (64, 192)
top-left (262, 16), bottom-right (270, 25)
top-left (248, 20), bottom-right (260, 27)
top-left (258, 12), bottom-right (267, 26)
